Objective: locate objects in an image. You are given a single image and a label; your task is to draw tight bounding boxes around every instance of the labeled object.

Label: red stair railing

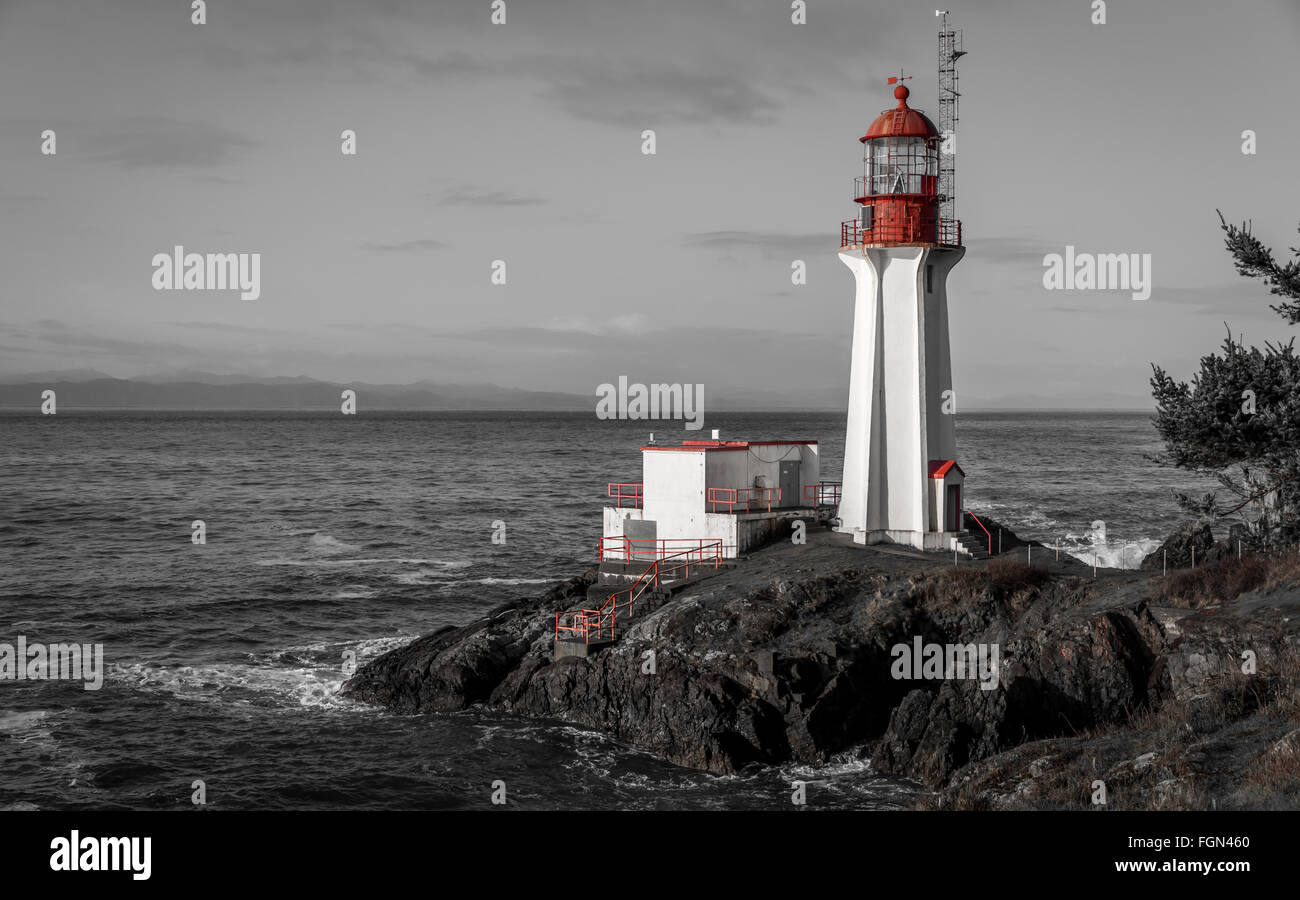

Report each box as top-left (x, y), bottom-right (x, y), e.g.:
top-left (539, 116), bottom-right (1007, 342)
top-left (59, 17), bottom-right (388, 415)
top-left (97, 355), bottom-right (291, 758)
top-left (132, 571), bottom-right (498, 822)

top-left (964, 510), bottom-right (992, 556)
top-left (555, 546), bottom-right (711, 645)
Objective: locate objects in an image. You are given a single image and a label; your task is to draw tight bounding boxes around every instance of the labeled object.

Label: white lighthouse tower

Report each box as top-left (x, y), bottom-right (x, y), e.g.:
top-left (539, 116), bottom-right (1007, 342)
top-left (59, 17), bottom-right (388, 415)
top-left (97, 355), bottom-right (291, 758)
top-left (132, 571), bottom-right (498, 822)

top-left (834, 78), bottom-right (967, 551)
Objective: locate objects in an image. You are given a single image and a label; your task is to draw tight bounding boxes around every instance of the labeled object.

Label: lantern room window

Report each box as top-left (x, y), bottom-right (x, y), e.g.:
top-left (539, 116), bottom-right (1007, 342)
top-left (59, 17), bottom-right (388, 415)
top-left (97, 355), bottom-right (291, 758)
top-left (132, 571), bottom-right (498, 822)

top-left (865, 137), bottom-right (938, 196)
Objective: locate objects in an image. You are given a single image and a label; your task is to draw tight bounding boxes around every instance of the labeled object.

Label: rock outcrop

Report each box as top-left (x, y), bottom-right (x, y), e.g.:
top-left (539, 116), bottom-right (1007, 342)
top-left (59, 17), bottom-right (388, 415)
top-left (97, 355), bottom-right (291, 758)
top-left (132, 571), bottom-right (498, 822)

top-left (343, 524), bottom-right (1300, 808)
top-left (1140, 522), bottom-right (1214, 570)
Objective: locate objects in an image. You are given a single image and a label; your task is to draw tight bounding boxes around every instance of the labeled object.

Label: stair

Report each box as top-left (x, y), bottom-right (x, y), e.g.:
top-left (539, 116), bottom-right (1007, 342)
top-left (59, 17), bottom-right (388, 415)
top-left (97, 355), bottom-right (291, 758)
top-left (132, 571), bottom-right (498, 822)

top-left (555, 561), bottom-right (732, 659)
top-left (554, 587), bottom-right (671, 659)
top-left (955, 530), bottom-right (991, 560)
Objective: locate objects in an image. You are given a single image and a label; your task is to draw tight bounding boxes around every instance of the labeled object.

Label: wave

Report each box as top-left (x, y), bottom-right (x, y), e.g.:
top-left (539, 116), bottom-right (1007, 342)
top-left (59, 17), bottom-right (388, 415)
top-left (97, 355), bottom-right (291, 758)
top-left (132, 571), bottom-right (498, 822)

top-left (333, 586), bottom-right (381, 600)
top-left (0, 709), bottom-right (55, 744)
top-left (1046, 520), bottom-right (1160, 570)
top-left (257, 556), bottom-right (472, 570)
top-left (965, 506), bottom-right (1159, 571)
top-left (113, 634), bottom-right (416, 711)
top-left (388, 569), bottom-right (466, 585)
top-left (477, 577), bottom-right (556, 586)
top-left (307, 533), bottom-right (360, 556)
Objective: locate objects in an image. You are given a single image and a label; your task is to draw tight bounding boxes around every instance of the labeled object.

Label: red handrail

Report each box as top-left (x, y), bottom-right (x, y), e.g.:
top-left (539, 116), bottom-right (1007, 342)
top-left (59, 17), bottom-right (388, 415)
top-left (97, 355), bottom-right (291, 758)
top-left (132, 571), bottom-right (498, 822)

top-left (556, 546), bottom-right (705, 645)
top-left (598, 537), bottom-right (723, 566)
top-left (803, 482), bottom-right (841, 506)
top-left (964, 510), bottom-right (992, 556)
top-left (706, 486), bottom-right (782, 513)
top-left (607, 482), bottom-right (643, 508)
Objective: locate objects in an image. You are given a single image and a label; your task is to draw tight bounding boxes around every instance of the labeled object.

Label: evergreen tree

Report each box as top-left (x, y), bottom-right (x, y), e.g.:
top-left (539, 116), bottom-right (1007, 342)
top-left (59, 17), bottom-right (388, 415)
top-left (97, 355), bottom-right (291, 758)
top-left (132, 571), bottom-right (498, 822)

top-left (1150, 213), bottom-right (1300, 544)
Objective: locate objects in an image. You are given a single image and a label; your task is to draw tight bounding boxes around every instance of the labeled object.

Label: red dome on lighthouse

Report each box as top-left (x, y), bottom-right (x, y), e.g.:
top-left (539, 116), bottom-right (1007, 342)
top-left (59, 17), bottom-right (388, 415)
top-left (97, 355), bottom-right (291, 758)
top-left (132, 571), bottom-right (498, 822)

top-left (860, 84), bottom-right (940, 142)
top-left (839, 78), bottom-right (960, 248)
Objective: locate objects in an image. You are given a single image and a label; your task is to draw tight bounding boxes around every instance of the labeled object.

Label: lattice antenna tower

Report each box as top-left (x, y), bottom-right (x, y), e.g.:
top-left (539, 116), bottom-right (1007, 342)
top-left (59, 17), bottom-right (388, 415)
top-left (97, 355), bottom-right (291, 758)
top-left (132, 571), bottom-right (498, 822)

top-left (936, 11), bottom-right (965, 226)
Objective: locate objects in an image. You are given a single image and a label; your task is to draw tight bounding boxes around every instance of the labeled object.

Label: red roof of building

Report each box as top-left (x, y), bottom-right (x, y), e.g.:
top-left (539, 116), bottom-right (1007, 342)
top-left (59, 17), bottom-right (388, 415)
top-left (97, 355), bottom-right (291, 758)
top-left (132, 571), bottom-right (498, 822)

top-left (928, 459), bottom-right (964, 479)
top-left (860, 85), bottom-right (940, 142)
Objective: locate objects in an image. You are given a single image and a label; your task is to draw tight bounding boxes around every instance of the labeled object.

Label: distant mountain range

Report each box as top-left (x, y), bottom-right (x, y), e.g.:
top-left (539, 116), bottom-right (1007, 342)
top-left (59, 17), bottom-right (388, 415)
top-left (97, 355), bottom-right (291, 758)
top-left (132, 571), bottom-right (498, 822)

top-left (0, 370), bottom-right (1150, 411)
top-left (0, 371), bottom-right (591, 411)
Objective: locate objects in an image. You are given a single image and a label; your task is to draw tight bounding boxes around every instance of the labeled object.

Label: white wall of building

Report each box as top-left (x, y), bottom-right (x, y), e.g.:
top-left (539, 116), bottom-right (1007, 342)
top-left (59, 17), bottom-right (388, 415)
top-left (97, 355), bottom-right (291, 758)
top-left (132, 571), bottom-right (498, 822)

top-left (603, 441), bottom-right (820, 558)
top-left (641, 450), bottom-right (707, 545)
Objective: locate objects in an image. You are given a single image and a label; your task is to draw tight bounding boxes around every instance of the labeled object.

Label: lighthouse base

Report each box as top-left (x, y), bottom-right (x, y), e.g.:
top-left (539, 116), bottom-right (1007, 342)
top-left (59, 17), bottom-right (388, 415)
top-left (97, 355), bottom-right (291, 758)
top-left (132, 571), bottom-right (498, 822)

top-left (834, 526), bottom-right (962, 553)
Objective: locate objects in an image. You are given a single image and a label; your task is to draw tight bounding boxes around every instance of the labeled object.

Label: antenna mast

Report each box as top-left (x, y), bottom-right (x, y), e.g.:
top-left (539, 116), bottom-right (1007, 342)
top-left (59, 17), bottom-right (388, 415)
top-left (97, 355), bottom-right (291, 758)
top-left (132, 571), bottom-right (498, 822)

top-left (936, 11), bottom-right (965, 228)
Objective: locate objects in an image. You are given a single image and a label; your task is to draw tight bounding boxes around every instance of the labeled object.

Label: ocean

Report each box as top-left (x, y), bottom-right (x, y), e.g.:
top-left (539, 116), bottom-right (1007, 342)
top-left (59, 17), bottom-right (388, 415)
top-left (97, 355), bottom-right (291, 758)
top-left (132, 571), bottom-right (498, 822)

top-left (0, 410), bottom-right (1220, 810)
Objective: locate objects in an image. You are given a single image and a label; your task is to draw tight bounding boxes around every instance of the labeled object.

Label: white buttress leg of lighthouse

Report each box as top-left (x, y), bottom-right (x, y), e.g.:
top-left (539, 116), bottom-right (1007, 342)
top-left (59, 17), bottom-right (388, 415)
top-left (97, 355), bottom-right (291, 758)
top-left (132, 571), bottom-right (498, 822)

top-left (835, 245), bottom-right (965, 548)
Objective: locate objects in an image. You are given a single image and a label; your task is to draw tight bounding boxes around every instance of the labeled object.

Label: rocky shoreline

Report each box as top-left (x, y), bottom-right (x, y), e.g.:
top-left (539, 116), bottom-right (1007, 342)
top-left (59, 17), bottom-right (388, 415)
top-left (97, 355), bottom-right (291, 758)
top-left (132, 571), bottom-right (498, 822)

top-left (343, 520), bottom-right (1300, 809)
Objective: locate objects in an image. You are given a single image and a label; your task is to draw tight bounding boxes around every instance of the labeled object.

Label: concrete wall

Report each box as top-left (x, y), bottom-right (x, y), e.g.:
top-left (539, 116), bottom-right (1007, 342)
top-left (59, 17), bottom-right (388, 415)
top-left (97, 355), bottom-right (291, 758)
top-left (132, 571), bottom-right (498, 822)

top-left (603, 505), bottom-right (644, 541)
top-left (640, 450), bottom-right (707, 547)
top-left (836, 244), bottom-right (965, 543)
top-left (704, 450), bottom-right (749, 504)
top-left (736, 511), bottom-right (807, 553)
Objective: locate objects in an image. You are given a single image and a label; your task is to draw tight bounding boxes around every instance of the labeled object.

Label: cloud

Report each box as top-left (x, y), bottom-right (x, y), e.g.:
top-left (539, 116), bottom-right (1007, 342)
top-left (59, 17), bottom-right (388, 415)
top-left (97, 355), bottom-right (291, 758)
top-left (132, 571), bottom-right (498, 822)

top-left (684, 230), bottom-right (830, 260)
top-left (85, 116), bottom-right (259, 169)
top-left (534, 56), bottom-right (783, 127)
top-left (964, 236), bottom-right (1062, 265)
top-left (435, 185), bottom-right (544, 207)
top-left (397, 50), bottom-right (494, 81)
top-left (1145, 284), bottom-right (1289, 319)
top-left (162, 320), bottom-right (287, 335)
top-left (360, 239), bottom-right (445, 252)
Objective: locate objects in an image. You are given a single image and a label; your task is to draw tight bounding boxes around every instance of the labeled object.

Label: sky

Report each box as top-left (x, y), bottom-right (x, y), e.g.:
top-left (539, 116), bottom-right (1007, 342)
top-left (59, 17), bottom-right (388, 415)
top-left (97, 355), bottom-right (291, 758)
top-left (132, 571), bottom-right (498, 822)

top-left (1, 0), bottom-right (1298, 407)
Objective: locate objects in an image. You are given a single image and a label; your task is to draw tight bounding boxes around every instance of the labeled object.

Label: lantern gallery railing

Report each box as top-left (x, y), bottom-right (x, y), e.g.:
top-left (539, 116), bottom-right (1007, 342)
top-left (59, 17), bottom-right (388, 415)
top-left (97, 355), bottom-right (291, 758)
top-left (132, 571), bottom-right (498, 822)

top-left (804, 482), bottom-right (842, 507)
top-left (606, 482), bottom-right (644, 508)
top-left (840, 217), bottom-right (961, 248)
top-left (706, 487), bottom-right (782, 513)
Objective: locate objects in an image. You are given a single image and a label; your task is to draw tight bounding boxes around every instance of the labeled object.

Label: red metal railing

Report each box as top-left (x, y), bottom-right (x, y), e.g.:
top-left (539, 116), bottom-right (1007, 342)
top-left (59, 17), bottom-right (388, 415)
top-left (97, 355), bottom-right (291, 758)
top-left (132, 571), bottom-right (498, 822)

top-left (598, 537), bottom-right (723, 565)
top-left (804, 482), bottom-right (842, 506)
top-left (706, 486), bottom-right (782, 513)
top-left (964, 510), bottom-right (992, 556)
top-left (840, 217), bottom-right (961, 248)
top-left (607, 482), bottom-right (643, 508)
top-left (555, 546), bottom-right (705, 645)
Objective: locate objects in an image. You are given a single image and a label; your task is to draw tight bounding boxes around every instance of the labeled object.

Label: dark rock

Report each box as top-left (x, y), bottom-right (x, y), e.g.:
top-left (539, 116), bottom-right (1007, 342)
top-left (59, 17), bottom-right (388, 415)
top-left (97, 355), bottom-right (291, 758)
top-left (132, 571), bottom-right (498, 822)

top-left (1141, 522), bottom-right (1214, 570)
top-left (343, 571), bottom-right (595, 712)
top-left (342, 530), bottom-right (1300, 807)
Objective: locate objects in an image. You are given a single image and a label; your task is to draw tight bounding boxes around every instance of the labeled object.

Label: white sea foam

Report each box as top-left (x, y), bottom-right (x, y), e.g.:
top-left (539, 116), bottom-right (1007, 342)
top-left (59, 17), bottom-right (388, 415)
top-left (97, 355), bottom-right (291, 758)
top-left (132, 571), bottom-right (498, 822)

top-left (1046, 519), bottom-right (1160, 569)
top-left (307, 533), bottom-right (360, 555)
top-left (966, 506), bottom-right (1159, 570)
top-left (113, 634), bottom-right (417, 711)
top-left (257, 556), bottom-right (471, 570)
top-left (0, 709), bottom-right (54, 743)
top-left (333, 587), bottom-right (380, 600)
top-left (389, 569), bottom-right (462, 585)
top-left (477, 577), bottom-right (556, 586)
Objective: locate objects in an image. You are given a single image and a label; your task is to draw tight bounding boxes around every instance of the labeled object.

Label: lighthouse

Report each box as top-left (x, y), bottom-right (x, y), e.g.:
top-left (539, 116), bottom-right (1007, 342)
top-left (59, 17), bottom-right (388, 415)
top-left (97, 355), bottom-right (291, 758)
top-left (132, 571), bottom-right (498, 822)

top-left (834, 78), bottom-right (967, 551)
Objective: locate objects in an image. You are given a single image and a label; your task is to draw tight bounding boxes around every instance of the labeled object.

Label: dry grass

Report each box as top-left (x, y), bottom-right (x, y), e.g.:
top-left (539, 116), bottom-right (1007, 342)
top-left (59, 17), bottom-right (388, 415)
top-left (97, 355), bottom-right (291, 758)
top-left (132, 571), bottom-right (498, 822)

top-left (1149, 552), bottom-right (1300, 608)
top-left (921, 559), bottom-right (1053, 609)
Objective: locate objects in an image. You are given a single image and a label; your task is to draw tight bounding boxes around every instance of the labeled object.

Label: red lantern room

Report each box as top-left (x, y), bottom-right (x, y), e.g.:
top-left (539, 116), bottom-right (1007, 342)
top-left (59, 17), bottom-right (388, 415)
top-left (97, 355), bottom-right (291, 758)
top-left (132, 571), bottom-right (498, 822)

top-left (840, 81), bottom-right (961, 248)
